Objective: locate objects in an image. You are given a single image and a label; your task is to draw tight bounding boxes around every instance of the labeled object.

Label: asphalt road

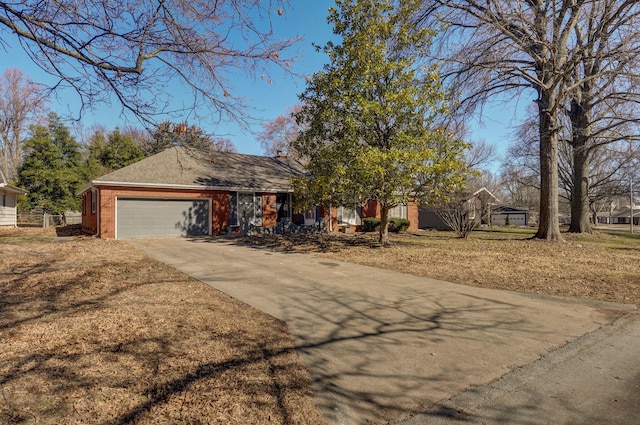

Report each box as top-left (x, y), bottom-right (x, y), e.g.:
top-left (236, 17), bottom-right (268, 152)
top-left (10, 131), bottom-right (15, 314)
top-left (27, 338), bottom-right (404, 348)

top-left (126, 237), bottom-right (638, 425)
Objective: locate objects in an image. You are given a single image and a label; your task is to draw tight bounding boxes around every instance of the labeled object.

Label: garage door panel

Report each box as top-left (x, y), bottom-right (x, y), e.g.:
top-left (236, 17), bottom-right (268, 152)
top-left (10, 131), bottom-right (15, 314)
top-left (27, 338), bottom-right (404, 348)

top-left (117, 198), bottom-right (210, 239)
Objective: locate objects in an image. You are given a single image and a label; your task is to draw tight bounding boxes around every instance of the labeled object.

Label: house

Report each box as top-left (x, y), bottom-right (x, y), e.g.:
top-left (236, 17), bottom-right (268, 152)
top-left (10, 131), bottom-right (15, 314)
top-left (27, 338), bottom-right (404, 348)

top-left (79, 146), bottom-right (421, 239)
top-left (78, 146), bottom-right (307, 239)
top-left (418, 187), bottom-right (499, 229)
top-left (326, 200), bottom-right (419, 233)
top-left (490, 205), bottom-right (533, 227)
top-left (0, 168), bottom-right (27, 227)
top-left (610, 207), bottom-right (640, 226)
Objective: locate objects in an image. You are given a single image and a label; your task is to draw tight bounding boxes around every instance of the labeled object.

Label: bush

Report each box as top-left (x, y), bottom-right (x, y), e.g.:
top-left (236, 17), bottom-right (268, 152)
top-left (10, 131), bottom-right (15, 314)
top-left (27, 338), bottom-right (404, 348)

top-left (362, 218), bottom-right (380, 232)
top-left (389, 218), bottom-right (410, 232)
top-left (361, 217), bottom-right (410, 233)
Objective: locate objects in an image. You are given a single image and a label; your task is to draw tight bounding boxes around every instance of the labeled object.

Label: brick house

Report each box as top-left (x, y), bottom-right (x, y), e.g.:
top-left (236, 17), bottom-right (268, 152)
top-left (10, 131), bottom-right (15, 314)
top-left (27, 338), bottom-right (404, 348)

top-left (79, 146), bottom-right (310, 238)
top-left (79, 146), bottom-right (418, 239)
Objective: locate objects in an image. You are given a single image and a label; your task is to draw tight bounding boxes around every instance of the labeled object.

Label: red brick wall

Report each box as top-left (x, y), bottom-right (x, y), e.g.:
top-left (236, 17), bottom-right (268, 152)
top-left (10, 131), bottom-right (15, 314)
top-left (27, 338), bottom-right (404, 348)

top-left (321, 200), bottom-right (419, 233)
top-left (407, 201), bottom-right (418, 231)
top-left (262, 192), bottom-right (277, 228)
top-left (80, 191), bottom-right (98, 235)
top-left (95, 186), bottom-right (230, 239)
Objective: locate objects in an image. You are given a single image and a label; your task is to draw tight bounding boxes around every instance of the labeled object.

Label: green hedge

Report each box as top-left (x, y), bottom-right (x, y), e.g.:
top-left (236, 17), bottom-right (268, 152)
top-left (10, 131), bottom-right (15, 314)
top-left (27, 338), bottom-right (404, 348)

top-left (362, 217), bottom-right (410, 233)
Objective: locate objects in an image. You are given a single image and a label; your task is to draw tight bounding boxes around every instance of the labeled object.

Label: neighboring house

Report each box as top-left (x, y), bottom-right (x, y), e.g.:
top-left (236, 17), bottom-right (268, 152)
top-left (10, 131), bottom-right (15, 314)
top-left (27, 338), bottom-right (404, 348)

top-left (78, 146), bottom-right (307, 239)
top-left (0, 168), bottom-right (27, 227)
top-left (490, 205), bottom-right (534, 227)
top-left (419, 187), bottom-right (499, 229)
top-left (610, 207), bottom-right (640, 226)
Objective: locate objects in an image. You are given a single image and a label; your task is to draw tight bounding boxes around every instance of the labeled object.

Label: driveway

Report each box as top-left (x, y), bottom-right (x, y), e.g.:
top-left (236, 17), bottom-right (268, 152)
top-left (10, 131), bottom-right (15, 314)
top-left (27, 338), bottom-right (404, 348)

top-left (126, 237), bottom-right (635, 424)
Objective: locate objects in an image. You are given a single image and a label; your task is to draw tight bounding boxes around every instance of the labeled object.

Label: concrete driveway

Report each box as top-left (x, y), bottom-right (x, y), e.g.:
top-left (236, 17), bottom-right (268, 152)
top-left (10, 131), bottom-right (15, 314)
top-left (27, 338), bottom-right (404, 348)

top-left (126, 237), bottom-right (635, 424)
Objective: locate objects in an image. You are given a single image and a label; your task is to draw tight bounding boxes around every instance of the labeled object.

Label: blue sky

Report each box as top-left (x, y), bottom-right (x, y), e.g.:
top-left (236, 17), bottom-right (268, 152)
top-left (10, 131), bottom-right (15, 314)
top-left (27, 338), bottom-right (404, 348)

top-left (0, 1), bottom-right (523, 168)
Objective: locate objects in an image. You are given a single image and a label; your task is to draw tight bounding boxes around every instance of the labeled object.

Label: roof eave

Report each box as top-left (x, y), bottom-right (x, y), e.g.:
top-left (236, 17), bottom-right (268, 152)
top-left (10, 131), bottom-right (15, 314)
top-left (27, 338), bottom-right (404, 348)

top-left (82, 180), bottom-right (294, 193)
top-left (0, 183), bottom-right (27, 194)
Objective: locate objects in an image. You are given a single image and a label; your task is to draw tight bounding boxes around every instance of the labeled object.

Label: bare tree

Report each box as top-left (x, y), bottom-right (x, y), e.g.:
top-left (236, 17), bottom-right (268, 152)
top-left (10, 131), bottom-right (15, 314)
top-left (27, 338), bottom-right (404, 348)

top-left (0, 68), bottom-right (47, 180)
top-left (419, 0), bottom-right (640, 241)
top-left (436, 195), bottom-right (477, 238)
top-left (0, 1), bottom-right (299, 124)
top-left (211, 137), bottom-right (237, 153)
top-left (257, 104), bottom-right (303, 158)
top-left (562, 1), bottom-right (640, 233)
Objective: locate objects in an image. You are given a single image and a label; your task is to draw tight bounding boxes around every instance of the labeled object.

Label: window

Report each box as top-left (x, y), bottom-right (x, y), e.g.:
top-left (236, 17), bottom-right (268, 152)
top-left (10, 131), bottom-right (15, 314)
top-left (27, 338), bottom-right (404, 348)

top-left (230, 192), bottom-right (263, 227)
top-left (276, 193), bottom-right (290, 222)
top-left (91, 190), bottom-right (97, 213)
top-left (1, 191), bottom-right (6, 208)
top-left (338, 204), bottom-right (362, 225)
top-left (388, 203), bottom-right (408, 220)
top-left (304, 209), bottom-right (316, 220)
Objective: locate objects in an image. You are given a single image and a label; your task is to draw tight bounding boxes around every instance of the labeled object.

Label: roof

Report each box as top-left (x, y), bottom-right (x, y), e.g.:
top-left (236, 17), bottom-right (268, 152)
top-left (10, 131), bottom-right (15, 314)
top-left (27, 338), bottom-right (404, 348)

top-left (491, 205), bottom-right (530, 214)
top-left (471, 187), bottom-right (499, 203)
top-left (0, 168), bottom-right (27, 194)
top-left (81, 146), bottom-right (306, 193)
top-left (611, 207), bottom-right (640, 218)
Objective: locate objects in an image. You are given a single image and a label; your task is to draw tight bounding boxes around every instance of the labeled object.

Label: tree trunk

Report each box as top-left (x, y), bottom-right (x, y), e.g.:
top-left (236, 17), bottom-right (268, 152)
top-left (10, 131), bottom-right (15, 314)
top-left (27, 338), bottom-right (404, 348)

top-left (568, 146), bottom-right (592, 233)
top-left (534, 90), bottom-right (564, 241)
top-left (379, 205), bottom-right (390, 245)
top-left (567, 95), bottom-right (593, 233)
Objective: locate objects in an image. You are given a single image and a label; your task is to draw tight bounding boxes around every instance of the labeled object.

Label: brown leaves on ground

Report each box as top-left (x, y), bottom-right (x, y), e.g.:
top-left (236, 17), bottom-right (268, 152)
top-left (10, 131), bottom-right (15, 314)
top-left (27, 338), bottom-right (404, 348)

top-left (0, 228), bottom-right (323, 425)
top-left (240, 228), bottom-right (640, 308)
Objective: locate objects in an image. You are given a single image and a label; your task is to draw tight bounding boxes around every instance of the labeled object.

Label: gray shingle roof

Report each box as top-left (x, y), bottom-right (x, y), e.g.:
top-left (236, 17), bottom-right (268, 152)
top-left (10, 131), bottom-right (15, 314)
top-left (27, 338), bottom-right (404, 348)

top-left (89, 146), bottom-right (306, 192)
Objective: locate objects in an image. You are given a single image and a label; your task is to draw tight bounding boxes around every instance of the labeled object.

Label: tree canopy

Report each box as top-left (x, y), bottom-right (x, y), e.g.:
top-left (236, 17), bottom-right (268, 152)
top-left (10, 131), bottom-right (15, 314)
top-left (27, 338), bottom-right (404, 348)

top-left (0, 68), bottom-right (47, 181)
top-left (141, 121), bottom-right (237, 157)
top-left (419, 0), bottom-right (640, 239)
top-left (84, 128), bottom-right (144, 179)
top-left (17, 113), bottom-right (83, 213)
top-left (0, 1), bottom-right (298, 124)
top-left (294, 0), bottom-right (468, 244)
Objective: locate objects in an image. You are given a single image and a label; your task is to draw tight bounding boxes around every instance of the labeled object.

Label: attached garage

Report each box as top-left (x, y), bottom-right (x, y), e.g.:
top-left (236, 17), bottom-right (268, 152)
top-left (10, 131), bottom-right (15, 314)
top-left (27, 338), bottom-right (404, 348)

top-left (79, 147), bottom-right (305, 239)
top-left (116, 198), bottom-right (211, 239)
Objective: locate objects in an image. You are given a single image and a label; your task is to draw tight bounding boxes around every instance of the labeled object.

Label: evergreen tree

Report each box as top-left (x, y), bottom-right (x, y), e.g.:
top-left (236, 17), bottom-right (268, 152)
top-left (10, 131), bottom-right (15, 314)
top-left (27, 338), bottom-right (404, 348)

top-left (294, 0), bottom-right (468, 244)
top-left (18, 113), bottom-right (83, 213)
top-left (84, 128), bottom-right (143, 178)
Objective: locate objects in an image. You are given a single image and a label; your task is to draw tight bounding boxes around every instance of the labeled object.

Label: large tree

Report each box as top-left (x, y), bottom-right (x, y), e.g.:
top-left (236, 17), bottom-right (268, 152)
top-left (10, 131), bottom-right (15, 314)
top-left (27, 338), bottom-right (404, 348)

top-left (257, 104), bottom-right (304, 158)
top-left (294, 0), bottom-right (467, 245)
top-left (419, 1), bottom-right (585, 241)
top-left (0, 1), bottom-right (298, 124)
top-left (563, 0), bottom-right (640, 232)
top-left (0, 68), bottom-right (47, 180)
top-left (420, 0), bottom-right (640, 239)
top-left (84, 128), bottom-right (144, 179)
top-left (140, 121), bottom-right (237, 157)
top-left (17, 113), bottom-right (83, 213)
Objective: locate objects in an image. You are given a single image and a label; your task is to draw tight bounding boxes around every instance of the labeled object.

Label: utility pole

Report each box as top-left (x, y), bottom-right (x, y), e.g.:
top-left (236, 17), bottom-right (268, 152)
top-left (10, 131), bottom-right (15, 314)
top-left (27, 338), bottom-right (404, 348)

top-left (631, 175), bottom-right (635, 234)
top-left (629, 141), bottom-right (635, 234)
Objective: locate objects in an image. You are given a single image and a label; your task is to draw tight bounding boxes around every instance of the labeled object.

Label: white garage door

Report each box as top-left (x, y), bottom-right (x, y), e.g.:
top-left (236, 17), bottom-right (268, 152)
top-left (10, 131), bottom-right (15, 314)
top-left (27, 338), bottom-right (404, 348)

top-left (117, 198), bottom-right (210, 239)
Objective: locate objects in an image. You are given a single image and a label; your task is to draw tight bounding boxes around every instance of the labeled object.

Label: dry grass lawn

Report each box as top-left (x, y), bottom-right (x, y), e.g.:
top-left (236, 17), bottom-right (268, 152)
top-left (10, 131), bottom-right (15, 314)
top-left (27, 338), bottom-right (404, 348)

top-left (0, 227), bottom-right (324, 425)
top-left (240, 227), bottom-right (640, 308)
top-left (2, 226), bottom-right (638, 425)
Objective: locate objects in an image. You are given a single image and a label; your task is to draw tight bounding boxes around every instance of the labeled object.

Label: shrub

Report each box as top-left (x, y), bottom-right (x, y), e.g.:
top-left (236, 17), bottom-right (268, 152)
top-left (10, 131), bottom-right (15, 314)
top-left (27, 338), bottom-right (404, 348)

top-left (362, 217), bottom-right (410, 233)
top-left (362, 217), bottom-right (380, 232)
top-left (389, 218), bottom-right (410, 232)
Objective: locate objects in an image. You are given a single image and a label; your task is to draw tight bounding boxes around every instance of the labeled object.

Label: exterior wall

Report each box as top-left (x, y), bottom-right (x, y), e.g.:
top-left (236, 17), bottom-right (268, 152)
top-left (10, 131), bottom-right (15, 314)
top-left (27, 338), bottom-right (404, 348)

top-left (81, 191), bottom-right (98, 235)
top-left (262, 192), bottom-right (278, 228)
top-left (491, 213), bottom-right (528, 227)
top-left (93, 186), bottom-right (230, 239)
top-left (323, 200), bottom-right (419, 233)
top-left (0, 190), bottom-right (17, 226)
top-left (407, 202), bottom-right (419, 231)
